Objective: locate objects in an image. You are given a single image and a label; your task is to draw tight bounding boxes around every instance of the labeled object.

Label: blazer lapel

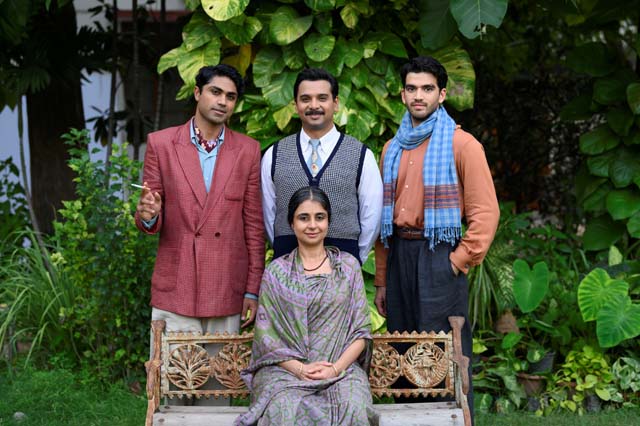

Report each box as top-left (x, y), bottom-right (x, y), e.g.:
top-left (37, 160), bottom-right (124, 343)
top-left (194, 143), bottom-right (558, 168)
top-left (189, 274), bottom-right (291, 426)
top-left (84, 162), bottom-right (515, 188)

top-left (174, 121), bottom-right (207, 209)
top-left (197, 128), bottom-right (240, 230)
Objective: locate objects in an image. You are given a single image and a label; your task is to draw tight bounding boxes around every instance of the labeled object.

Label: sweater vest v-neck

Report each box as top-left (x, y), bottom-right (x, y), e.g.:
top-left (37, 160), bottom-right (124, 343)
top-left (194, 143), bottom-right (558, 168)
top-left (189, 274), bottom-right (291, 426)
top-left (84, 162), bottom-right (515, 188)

top-left (271, 132), bottom-right (367, 262)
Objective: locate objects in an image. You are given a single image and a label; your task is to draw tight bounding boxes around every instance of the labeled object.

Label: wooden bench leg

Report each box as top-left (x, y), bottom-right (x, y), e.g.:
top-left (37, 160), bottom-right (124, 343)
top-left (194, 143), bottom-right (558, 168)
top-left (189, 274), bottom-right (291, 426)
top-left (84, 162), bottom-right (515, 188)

top-left (145, 320), bottom-right (165, 426)
top-left (449, 316), bottom-right (471, 426)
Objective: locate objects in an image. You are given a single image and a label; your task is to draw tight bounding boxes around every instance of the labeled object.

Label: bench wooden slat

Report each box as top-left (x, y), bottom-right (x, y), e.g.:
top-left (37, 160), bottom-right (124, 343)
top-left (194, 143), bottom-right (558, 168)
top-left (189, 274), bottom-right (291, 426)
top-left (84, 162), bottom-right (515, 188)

top-left (153, 403), bottom-right (465, 426)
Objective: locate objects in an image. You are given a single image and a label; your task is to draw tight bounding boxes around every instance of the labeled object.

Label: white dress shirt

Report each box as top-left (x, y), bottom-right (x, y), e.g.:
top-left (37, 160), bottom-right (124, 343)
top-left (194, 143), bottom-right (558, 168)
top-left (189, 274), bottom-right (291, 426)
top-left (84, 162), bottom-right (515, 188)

top-left (261, 126), bottom-right (383, 262)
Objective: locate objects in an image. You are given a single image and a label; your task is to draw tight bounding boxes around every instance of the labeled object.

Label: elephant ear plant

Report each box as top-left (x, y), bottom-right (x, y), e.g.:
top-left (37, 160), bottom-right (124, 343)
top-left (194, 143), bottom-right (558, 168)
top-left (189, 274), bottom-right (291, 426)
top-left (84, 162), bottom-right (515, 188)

top-left (577, 258), bottom-right (640, 348)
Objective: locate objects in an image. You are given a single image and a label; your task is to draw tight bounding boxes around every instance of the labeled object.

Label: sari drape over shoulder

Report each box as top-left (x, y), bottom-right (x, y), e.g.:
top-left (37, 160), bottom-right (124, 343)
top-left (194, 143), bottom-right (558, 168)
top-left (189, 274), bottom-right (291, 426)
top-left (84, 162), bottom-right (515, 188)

top-left (234, 248), bottom-right (379, 426)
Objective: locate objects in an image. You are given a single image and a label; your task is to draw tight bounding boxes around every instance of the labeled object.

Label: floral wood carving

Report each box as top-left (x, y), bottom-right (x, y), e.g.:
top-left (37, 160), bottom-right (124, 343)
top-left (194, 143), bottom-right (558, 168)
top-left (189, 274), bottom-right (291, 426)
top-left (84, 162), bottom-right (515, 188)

top-left (166, 344), bottom-right (210, 390)
top-left (369, 342), bottom-right (401, 388)
top-left (210, 343), bottom-right (251, 390)
top-left (402, 342), bottom-right (449, 388)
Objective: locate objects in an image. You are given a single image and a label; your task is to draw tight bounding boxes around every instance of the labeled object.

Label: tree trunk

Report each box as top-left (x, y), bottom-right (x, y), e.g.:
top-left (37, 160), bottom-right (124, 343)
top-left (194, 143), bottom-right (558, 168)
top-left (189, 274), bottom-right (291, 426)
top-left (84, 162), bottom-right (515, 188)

top-left (25, 2), bottom-right (85, 234)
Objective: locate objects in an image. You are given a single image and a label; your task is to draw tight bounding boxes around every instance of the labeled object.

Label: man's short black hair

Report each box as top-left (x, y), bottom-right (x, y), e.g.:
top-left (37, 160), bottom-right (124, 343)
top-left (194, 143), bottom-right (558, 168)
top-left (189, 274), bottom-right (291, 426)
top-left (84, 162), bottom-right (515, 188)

top-left (195, 64), bottom-right (245, 97)
top-left (293, 68), bottom-right (339, 100)
top-left (400, 56), bottom-right (448, 90)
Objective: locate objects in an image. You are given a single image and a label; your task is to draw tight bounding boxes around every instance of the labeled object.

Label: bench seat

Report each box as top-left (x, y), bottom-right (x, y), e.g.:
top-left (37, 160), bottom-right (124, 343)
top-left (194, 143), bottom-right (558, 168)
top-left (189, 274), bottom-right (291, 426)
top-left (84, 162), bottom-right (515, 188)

top-left (145, 316), bottom-right (471, 426)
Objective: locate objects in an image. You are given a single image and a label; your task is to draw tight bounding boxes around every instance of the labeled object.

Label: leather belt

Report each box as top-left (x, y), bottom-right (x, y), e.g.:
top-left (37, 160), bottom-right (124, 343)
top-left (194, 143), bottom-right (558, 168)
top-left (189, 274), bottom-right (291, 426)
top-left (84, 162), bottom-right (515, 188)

top-left (395, 227), bottom-right (426, 240)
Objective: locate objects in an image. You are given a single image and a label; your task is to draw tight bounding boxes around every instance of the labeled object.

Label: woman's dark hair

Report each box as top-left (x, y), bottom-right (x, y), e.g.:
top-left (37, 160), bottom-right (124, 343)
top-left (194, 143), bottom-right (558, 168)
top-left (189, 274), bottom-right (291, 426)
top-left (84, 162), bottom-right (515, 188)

top-left (287, 186), bottom-right (331, 225)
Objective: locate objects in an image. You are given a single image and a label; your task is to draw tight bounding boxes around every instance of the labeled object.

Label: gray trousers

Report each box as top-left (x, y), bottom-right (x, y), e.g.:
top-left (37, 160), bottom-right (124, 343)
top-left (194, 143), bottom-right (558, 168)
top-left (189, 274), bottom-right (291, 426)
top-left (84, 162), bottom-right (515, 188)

top-left (386, 238), bottom-right (474, 420)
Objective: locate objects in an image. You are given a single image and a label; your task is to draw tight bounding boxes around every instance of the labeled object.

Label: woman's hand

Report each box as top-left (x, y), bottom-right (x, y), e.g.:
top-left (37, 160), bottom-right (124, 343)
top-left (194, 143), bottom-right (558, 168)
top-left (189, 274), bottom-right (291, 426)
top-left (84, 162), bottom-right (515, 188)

top-left (305, 361), bottom-right (340, 380)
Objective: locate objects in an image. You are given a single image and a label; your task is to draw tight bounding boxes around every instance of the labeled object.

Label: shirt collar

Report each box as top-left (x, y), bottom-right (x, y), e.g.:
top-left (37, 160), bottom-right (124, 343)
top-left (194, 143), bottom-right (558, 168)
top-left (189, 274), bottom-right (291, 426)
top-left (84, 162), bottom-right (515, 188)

top-left (300, 126), bottom-right (339, 153)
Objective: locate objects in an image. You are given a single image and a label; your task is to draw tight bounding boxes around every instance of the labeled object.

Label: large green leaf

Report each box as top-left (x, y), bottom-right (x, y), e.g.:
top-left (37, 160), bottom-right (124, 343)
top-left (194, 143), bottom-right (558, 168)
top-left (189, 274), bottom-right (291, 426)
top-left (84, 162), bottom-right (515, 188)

top-left (627, 211), bottom-right (640, 238)
top-left (429, 41), bottom-right (475, 111)
top-left (252, 47), bottom-right (286, 88)
top-left (214, 14), bottom-right (262, 45)
top-left (578, 268), bottom-right (629, 321)
top-left (346, 108), bottom-right (372, 142)
top-left (177, 39), bottom-right (221, 87)
top-left (582, 215), bottom-right (625, 251)
top-left (596, 294), bottom-right (640, 348)
top-left (158, 46), bottom-right (184, 74)
top-left (593, 70), bottom-right (636, 105)
top-left (628, 83), bottom-right (640, 115)
top-left (582, 182), bottom-right (610, 212)
top-left (560, 94), bottom-right (594, 121)
top-left (303, 33), bottom-right (335, 62)
top-left (365, 53), bottom-right (390, 75)
top-left (305, 0), bottom-right (335, 11)
top-left (184, 0), bottom-right (201, 10)
top-left (362, 32), bottom-right (408, 59)
top-left (340, 3), bottom-right (360, 29)
top-left (341, 38), bottom-right (364, 68)
top-left (565, 42), bottom-right (615, 77)
top-left (512, 260), bottom-right (549, 314)
top-left (586, 151), bottom-right (615, 178)
top-left (606, 108), bottom-right (634, 136)
top-left (450, 0), bottom-right (508, 40)
top-left (261, 71), bottom-right (297, 109)
top-left (183, 10), bottom-right (220, 51)
top-left (282, 42), bottom-right (306, 70)
top-left (579, 125), bottom-right (620, 155)
top-left (313, 12), bottom-right (333, 35)
top-left (418, 0), bottom-right (457, 50)
top-left (609, 148), bottom-right (640, 188)
top-left (202, 0), bottom-right (249, 21)
top-left (606, 189), bottom-right (640, 220)
top-left (222, 43), bottom-right (252, 75)
top-left (270, 6), bottom-right (312, 46)
top-left (273, 103), bottom-right (295, 131)
top-left (385, 62), bottom-right (403, 96)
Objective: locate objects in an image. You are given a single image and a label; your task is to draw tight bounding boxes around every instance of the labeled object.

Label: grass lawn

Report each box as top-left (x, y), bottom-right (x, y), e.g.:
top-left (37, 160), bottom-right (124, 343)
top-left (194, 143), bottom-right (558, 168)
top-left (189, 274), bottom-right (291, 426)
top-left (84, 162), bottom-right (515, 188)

top-left (0, 368), bottom-right (146, 425)
top-left (1, 368), bottom-right (639, 425)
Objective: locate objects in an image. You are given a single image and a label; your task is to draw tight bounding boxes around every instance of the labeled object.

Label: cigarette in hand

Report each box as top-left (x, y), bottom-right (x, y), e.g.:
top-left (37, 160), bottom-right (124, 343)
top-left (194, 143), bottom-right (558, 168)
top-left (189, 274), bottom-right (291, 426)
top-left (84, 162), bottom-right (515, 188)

top-left (131, 183), bottom-right (145, 189)
top-left (245, 309), bottom-right (251, 321)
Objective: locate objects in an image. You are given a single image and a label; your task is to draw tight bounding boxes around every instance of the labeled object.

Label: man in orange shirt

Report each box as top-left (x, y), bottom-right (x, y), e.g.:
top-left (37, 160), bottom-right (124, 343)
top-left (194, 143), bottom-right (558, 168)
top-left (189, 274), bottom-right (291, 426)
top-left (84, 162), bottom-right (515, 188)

top-left (374, 56), bottom-right (499, 418)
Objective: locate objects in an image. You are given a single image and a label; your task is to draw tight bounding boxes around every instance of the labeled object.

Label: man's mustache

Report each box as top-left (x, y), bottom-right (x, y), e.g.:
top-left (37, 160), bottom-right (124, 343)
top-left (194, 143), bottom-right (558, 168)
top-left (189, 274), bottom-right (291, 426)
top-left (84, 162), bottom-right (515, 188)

top-left (305, 109), bottom-right (324, 116)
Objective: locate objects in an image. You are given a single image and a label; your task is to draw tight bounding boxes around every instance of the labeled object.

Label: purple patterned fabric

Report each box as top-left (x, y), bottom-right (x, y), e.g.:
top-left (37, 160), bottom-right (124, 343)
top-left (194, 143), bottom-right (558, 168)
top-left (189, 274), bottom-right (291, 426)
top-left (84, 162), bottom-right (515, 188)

top-left (234, 248), bottom-right (379, 426)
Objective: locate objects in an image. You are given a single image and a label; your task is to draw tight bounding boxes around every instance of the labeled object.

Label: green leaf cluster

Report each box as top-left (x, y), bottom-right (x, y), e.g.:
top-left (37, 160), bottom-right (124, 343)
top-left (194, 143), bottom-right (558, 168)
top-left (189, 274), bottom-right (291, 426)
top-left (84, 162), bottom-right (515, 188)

top-left (577, 267), bottom-right (640, 348)
top-left (156, 0), bottom-right (511, 153)
top-left (566, 40), bottom-right (640, 251)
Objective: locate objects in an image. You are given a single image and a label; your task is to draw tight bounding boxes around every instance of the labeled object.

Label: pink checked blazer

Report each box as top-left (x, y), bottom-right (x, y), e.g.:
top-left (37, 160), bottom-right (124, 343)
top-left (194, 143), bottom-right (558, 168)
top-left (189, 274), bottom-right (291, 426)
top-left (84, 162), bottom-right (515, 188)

top-left (135, 121), bottom-right (265, 317)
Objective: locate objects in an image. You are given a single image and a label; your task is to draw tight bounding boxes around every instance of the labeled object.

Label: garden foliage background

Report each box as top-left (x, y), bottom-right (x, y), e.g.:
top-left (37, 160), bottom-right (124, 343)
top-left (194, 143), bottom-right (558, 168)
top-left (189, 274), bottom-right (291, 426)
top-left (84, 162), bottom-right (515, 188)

top-left (1, 0), bottom-right (640, 416)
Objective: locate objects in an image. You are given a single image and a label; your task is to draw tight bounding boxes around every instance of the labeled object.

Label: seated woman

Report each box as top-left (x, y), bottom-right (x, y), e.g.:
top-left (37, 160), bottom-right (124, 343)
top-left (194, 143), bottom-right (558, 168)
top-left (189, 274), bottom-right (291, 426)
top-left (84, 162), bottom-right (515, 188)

top-left (235, 186), bottom-right (379, 426)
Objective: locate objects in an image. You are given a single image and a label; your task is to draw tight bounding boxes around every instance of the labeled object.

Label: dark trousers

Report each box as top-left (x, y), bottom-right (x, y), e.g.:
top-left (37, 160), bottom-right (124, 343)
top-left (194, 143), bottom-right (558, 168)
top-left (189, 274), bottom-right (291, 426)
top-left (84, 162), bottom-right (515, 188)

top-left (386, 238), bottom-right (474, 421)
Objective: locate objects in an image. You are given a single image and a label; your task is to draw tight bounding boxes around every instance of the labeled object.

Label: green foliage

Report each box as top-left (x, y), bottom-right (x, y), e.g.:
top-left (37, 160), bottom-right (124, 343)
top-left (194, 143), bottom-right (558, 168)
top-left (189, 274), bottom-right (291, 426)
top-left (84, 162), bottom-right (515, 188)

top-left (551, 346), bottom-right (616, 414)
top-left (578, 267), bottom-right (640, 348)
top-left (612, 356), bottom-right (640, 405)
top-left (512, 260), bottom-right (549, 314)
top-left (566, 36), bottom-right (640, 254)
top-left (361, 250), bottom-right (386, 334)
top-left (157, 0), bottom-right (495, 155)
top-left (51, 129), bottom-right (157, 380)
top-left (0, 158), bottom-right (29, 253)
top-left (0, 231), bottom-right (78, 366)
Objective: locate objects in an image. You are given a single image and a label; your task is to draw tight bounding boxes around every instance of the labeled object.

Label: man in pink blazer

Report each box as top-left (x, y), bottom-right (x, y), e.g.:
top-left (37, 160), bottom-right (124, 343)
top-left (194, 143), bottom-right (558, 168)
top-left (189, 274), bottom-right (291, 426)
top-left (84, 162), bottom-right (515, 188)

top-left (135, 65), bottom-right (264, 345)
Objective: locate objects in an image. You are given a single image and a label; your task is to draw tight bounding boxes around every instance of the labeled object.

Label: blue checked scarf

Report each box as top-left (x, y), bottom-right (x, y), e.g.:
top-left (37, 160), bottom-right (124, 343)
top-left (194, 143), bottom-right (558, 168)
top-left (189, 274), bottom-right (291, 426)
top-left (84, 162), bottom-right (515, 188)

top-left (381, 106), bottom-right (461, 249)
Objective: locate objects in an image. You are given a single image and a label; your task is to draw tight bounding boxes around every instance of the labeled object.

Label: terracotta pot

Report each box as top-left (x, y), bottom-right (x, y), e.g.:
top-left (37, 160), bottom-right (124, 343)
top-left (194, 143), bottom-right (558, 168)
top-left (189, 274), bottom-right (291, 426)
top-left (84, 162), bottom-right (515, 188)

top-left (516, 372), bottom-right (546, 396)
top-left (494, 310), bottom-right (520, 334)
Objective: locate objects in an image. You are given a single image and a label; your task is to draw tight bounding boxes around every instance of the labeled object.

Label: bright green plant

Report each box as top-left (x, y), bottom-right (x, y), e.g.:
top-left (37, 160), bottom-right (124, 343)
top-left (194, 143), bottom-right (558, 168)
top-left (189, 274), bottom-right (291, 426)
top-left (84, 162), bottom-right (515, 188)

top-left (51, 129), bottom-right (158, 380)
top-left (512, 259), bottom-right (549, 314)
top-left (158, 0), bottom-right (510, 154)
top-left (577, 264), bottom-right (640, 348)
top-left (361, 250), bottom-right (386, 334)
top-left (551, 345), bottom-right (617, 414)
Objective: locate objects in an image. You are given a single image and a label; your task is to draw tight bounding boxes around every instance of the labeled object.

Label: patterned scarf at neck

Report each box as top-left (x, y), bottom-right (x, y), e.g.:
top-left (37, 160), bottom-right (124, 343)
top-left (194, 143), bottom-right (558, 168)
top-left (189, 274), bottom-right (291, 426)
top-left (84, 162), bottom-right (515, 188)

top-left (380, 106), bottom-right (461, 250)
top-left (192, 118), bottom-right (222, 153)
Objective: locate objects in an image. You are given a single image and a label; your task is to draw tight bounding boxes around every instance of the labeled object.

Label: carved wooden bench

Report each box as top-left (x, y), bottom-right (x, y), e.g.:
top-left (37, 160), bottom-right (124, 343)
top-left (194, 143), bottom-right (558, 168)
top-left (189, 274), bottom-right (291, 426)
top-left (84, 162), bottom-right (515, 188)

top-left (145, 316), bottom-right (471, 426)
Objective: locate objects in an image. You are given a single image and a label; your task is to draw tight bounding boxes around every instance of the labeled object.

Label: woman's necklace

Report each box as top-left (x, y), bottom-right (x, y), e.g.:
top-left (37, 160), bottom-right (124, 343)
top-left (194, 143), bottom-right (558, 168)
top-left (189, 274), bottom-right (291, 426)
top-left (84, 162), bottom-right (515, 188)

top-left (302, 251), bottom-right (329, 272)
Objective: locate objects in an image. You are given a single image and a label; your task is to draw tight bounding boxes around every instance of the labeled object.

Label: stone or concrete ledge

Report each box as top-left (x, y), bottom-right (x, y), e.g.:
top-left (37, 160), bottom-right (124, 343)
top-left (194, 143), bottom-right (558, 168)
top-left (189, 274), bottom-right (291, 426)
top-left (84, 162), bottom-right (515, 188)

top-left (153, 402), bottom-right (465, 426)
